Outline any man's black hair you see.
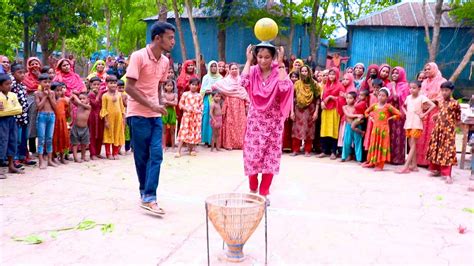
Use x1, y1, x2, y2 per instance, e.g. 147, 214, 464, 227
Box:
38, 73, 51, 81
150, 22, 176, 41
372, 78, 384, 88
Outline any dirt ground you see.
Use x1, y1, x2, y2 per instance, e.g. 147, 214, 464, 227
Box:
1, 149, 473, 265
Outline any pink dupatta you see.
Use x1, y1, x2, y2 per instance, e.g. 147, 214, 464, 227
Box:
421, 62, 446, 102
388, 66, 410, 107
54, 58, 85, 97
242, 61, 293, 117
213, 72, 249, 102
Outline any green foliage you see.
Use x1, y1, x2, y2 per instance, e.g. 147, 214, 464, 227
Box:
450, 1, 474, 25
0, 0, 24, 58
462, 207, 474, 214
12, 235, 43, 245
385, 55, 406, 68
333, 0, 397, 28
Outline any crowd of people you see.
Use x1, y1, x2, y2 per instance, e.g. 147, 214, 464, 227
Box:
0, 48, 468, 185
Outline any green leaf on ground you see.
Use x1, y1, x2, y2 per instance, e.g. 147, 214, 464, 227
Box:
13, 235, 43, 244
101, 223, 115, 234
435, 195, 443, 201
462, 208, 474, 214
76, 220, 97, 230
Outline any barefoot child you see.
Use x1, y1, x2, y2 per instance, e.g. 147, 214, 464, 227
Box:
397, 81, 435, 174
51, 82, 70, 164
362, 87, 401, 171
117, 79, 130, 154
162, 79, 178, 151
87, 77, 105, 159
35, 73, 58, 169
70, 93, 91, 162
0, 74, 23, 178
176, 78, 203, 157
426, 81, 461, 184
100, 75, 125, 160
341, 92, 364, 162
210, 92, 223, 152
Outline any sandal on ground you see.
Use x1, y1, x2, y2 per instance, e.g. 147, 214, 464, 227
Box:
317, 153, 328, 158
289, 152, 298, 157
330, 154, 337, 160
141, 202, 165, 215
409, 167, 419, 172
174, 153, 181, 158
361, 162, 375, 168
190, 151, 197, 156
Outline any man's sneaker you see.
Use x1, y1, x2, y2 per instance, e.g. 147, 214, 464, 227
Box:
140, 202, 165, 215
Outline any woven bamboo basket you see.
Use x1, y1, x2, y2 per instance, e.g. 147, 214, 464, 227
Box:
206, 193, 266, 262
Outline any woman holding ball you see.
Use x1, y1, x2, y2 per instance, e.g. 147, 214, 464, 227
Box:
240, 43, 294, 205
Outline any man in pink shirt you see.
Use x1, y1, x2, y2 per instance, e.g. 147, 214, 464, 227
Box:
125, 22, 175, 215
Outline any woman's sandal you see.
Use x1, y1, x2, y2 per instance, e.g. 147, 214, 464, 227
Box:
396, 168, 411, 174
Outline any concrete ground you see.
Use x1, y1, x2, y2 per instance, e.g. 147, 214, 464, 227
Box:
1, 149, 473, 265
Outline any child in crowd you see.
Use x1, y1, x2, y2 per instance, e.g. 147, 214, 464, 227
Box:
397, 81, 435, 174
0, 74, 23, 178
363, 79, 383, 152
426, 81, 461, 184
88, 76, 105, 159
100, 75, 125, 160
176, 78, 203, 157
341, 92, 364, 162
362, 87, 401, 171
10, 64, 36, 165
35, 73, 57, 169
351, 89, 370, 136
117, 79, 131, 154
51, 82, 70, 164
210, 92, 223, 152
70, 93, 91, 162
162, 79, 178, 151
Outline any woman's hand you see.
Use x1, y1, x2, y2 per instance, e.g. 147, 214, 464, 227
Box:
312, 112, 318, 122
321, 101, 326, 110
277, 46, 285, 64
246, 44, 253, 63
290, 112, 295, 121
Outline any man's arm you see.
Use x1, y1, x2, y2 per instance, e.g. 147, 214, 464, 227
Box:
126, 78, 167, 115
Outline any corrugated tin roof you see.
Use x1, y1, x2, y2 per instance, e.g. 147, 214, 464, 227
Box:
348, 2, 463, 28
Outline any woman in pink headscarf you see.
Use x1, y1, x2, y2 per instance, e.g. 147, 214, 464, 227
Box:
240, 44, 293, 204
212, 63, 249, 150
53, 58, 86, 97
416, 62, 446, 166
23, 57, 43, 152
388, 66, 410, 165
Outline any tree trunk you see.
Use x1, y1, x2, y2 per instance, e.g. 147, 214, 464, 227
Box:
309, 0, 320, 60
172, 0, 187, 61
288, 0, 294, 55
157, 0, 168, 22
430, 0, 444, 62
23, 12, 29, 63
218, 0, 233, 61
449, 43, 474, 83
422, 0, 445, 62
117, 11, 124, 51
61, 36, 66, 57
185, 0, 202, 78
105, 4, 111, 51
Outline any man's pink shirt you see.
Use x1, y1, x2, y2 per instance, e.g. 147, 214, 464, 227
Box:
126, 45, 169, 118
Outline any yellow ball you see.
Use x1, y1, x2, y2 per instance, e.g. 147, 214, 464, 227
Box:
254, 18, 278, 42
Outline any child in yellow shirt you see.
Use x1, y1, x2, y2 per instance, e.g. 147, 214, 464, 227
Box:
0, 74, 23, 178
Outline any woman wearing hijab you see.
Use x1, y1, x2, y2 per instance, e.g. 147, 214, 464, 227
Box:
241, 43, 293, 204
212, 63, 249, 150
291, 59, 304, 73
23, 57, 42, 154
353, 63, 365, 90
87, 60, 107, 82
53, 58, 86, 97
388, 66, 410, 165
176, 60, 198, 128
416, 62, 446, 166
319, 67, 344, 159
290, 65, 321, 156
378, 64, 391, 86
200, 61, 222, 146
360, 64, 379, 93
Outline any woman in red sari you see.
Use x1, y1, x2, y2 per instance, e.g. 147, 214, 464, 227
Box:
53, 58, 86, 97
176, 60, 197, 128
212, 63, 249, 150
388, 66, 410, 165
416, 62, 446, 166
23, 57, 42, 154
